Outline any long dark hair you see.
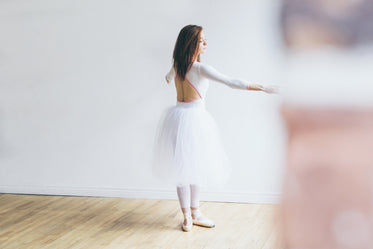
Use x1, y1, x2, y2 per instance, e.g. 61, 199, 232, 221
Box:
172, 25, 202, 80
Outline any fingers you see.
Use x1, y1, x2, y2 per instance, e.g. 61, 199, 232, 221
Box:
264, 85, 280, 94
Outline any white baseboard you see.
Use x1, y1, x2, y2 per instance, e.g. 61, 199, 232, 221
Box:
0, 185, 282, 204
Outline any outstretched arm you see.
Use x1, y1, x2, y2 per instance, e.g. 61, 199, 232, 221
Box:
199, 63, 277, 93
165, 65, 176, 84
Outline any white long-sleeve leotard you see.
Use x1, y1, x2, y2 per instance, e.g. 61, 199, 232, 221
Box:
165, 61, 250, 99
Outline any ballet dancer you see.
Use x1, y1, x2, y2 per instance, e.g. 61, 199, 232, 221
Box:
153, 24, 277, 232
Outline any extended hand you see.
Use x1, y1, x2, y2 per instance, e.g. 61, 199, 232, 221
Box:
263, 85, 279, 94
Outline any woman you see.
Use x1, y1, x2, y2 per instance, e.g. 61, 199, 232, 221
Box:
152, 24, 276, 232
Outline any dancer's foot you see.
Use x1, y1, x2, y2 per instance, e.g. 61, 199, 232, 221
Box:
182, 210, 193, 232
191, 209, 215, 228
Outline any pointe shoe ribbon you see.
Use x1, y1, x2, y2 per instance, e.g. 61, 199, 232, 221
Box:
182, 211, 193, 232
191, 209, 215, 228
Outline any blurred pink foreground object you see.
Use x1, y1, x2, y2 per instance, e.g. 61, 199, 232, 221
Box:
279, 105, 373, 249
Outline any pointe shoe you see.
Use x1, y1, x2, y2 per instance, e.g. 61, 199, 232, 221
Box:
181, 211, 193, 232
191, 209, 215, 228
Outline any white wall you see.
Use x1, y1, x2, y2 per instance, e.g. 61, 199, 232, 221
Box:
0, 0, 285, 203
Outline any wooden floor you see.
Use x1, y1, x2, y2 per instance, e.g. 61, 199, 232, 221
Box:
0, 194, 285, 249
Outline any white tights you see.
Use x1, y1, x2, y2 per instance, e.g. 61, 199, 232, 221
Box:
176, 184, 200, 209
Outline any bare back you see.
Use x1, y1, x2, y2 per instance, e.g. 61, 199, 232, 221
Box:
175, 76, 202, 102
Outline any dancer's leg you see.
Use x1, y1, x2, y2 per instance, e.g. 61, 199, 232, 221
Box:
190, 184, 215, 228
190, 184, 200, 210
177, 184, 191, 212
176, 184, 192, 230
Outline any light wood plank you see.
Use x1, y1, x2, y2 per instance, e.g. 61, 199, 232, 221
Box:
0, 194, 285, 249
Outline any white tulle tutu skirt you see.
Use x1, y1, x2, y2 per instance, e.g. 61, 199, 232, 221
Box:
152, 99, 231, 187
